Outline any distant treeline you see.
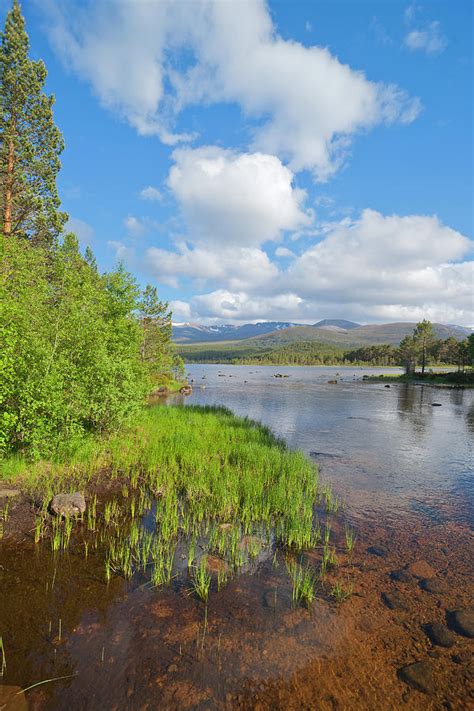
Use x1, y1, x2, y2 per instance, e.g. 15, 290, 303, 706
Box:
179, 329, 474, 369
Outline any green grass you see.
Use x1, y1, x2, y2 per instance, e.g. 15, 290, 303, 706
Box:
0, 404, 325, 599
366, 370, 474, 386
287, 559, 317, 608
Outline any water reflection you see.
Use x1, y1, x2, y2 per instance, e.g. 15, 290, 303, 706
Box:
183, 365, 474, 528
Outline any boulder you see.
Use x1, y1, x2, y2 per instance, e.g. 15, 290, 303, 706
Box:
50, 492, 86, 517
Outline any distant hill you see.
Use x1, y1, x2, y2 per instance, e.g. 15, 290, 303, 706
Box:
253, 322, 471, 347
312, 319, 360, 330
172, 321, 300, 343
173, 320, 471, 347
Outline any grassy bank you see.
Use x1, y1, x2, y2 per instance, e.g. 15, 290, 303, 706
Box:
366, 371, 474, 386
1, 404, 328, 553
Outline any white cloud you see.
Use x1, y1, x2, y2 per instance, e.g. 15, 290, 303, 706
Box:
167, 147, 310, 247
124, 215, 147, 237
42, 0, 421, 179
162, 209, 472, 325
404, 21, 447, 55
66, 216, 94, 246
140, 186, 162, 202
275, 247, 295, 258
145, 244, 278, 290
192, 290, 304, 321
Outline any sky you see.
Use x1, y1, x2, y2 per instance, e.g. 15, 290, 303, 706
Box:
5, 0, 473, 325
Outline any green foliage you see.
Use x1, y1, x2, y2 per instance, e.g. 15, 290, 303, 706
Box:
0, 4, 181, 459
412, 319, 435, 375
0, 234, 150, 457
0, 0, 67, 244
138, 284, 184, 386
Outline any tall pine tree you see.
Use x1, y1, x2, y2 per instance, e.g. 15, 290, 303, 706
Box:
0, 0, 67, 245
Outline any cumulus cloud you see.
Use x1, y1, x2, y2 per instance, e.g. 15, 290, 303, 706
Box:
404, 21, 447, 55
66, 216, 94, 246
41, 0, 421, 178
145, 244, 278, 290
160, 209, 472, 325
167, 147, 310, 246
140, 186, 163, 202
124, 215, 147, 237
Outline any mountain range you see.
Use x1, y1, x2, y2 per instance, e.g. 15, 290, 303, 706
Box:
172, 320, 471, 347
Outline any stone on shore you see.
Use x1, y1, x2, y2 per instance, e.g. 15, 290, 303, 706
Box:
50, 492, 86, 517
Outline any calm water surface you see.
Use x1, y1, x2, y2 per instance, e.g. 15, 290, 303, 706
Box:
183, 365, 474, 529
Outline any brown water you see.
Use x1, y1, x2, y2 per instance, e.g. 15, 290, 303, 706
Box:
1, 366, 473, 710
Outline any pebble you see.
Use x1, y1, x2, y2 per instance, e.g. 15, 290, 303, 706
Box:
424, 623, 455, 648
398, 660, 435, 694
405, 560, 436, 579
382, 590, 408, 611
450, 609, 474, 638
367, 545, 388, 557
167, 664, 178, 673
420, 577, 447, 594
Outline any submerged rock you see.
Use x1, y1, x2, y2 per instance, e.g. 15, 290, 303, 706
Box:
382, 591, 408, 611
424, 623, 455, 648
420, 577, 447, 594
450, 609, 474, 638
367, 545, 388, 557
398, 661, 435, 694
405, 560, 436, 579
50, 492, 86, 517
390, 569, 413, 583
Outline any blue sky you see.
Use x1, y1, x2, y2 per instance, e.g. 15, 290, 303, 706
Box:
5, 0, 473, 325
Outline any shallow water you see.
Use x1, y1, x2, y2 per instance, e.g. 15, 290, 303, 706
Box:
183, 365, 474, 529
1, 365, 473, 710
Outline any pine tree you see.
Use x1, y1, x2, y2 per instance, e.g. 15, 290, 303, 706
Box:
413, 320, 435, 376
138, 285, 173, 380
0, 0, 67, 245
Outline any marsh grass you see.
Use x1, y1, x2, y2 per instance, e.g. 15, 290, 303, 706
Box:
330, 581, 354, 604
189, 557, 212, 602
1, 405, 357, 600
287, 559, 317, 608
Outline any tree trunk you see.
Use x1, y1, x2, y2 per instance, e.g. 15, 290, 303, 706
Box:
421, 346, 426, 375
3, 137, 14, 235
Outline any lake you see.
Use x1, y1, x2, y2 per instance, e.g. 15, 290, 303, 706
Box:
1, 365, 472, 710
183, 364, 474, 530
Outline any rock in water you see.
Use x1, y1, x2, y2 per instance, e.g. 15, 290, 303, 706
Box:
398, 661, 434, 694
424, 623, 455, 648
50, 492, 86, 517
382, 591, 408, 611
451, 609, 474, 638
367, 545, 388, 557
390, 569, 413, 583
406, 560, 436, 579
420, 577, 447, 594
